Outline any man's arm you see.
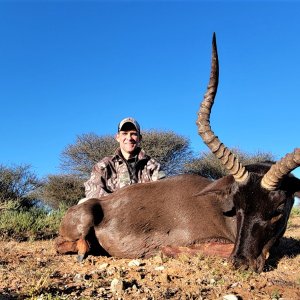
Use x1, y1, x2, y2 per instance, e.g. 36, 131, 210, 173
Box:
147, 158, 166, 181
84, 162, 111, 198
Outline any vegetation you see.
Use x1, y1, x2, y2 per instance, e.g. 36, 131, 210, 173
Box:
291, 206, 300, 216
60, 133, 118, 177
184, 149, 274, 179
33, 174, 85, 209
0, 164, 41, 207
139, 130, 192, 176
60, 130, 192, 177
0, 201, 67, 241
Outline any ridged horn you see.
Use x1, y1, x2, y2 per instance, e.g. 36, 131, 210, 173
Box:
261, 148, 300, 190
196, 33, 249, 183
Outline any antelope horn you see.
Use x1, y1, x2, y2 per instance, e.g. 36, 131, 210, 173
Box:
196, 33, 249, 183
261, 148, 300, 190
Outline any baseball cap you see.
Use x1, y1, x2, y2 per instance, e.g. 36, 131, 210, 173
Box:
118, 117, 140, 133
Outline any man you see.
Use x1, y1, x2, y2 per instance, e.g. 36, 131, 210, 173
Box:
78, 117, 165, 204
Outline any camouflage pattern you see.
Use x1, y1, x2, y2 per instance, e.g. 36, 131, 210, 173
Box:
84, 147, 165, 199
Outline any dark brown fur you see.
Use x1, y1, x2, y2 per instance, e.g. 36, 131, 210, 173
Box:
56, 174, 237, 257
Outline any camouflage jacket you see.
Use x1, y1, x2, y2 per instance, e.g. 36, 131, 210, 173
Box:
84, 147, 165, 198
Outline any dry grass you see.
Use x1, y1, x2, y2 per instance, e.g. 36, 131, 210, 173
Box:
0, 216, 299, 300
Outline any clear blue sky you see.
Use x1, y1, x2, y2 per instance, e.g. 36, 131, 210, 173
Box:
1, 0, 299, 179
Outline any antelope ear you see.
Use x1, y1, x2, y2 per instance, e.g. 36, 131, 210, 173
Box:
196, 175, 235, 196
281, 176, 300, 196
292, 177, 300, 197
196, 175, 236, 214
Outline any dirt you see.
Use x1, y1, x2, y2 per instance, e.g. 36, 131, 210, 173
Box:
0, 216, 300, 300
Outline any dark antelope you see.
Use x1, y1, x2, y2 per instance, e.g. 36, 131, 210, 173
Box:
55, 33, 300, 273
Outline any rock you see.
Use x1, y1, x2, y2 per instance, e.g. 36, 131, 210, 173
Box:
107, 267, 117, 276
223, 294, 239, 300
73, 273, 82, 282
98, 262, 109, 270
128, 259, 141, 267
230, 282, 240, 288
153, 255, 163, 264
110, 278, 124, 295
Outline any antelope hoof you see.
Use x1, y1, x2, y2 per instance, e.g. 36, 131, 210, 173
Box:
76, 238, 90, 262
77, 253, 85, 262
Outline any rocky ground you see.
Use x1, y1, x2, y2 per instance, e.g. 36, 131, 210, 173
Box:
0, 216, 299, 300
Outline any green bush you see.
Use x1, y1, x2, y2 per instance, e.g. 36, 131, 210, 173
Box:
0, 202, 67, 241
291, 206, 300, 216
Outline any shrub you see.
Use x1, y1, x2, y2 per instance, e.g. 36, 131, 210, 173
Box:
184, 149, 275, 179
0, 202, 67, 241
60, 133, 118, 177
35, 174, 85, 209
60, 130, 192, 177
140, 130, 192, 176
291, 206, 300, 216
0, 164, 40, 207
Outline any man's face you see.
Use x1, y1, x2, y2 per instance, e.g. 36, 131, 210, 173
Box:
116, 124, 141, 157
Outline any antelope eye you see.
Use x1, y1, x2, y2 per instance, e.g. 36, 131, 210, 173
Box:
270, 204, 285, 224
276, 203, 285, 213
